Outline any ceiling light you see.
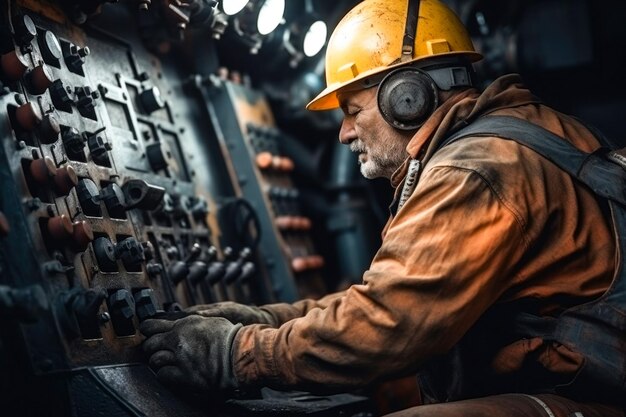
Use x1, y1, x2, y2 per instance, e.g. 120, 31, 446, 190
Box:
283, 14, 328, 67
302, 20, 327, 57
221, 0, 249, 16
256, 0, 285, 35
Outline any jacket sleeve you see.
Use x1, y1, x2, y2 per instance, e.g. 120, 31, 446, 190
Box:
259, 291, 347, 326
233, 165, 530, 392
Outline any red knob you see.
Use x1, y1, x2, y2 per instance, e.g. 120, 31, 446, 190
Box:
255, 151, 273, 170
1, 50, 28, 81
15, 102, 42, 131
291, 257, 308, 273
47, 214, 73, 240
30, 157, 57, 184
54, 165, 78, 195
26, 64, 54, 95
72, 220, 94, 252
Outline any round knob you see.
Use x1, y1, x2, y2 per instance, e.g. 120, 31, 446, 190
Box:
291, 257, 308, 273
13, 15, 37, 46
54, 165, 78, 195
30, 157, 57, 184
168, 261, 189, 285
280, 157, 294, 172
0, 50, 28, 81
271, 155, 283, 171
26, 64, 54, 95
139, 86, 165, 114
38, 30, 62, 65
15, 102, 42, 131
72, 220, 94, 252
307, 255, 325, 269
255, 151, 273, 170
39, 114, 61, 144
47, 214, 73, 240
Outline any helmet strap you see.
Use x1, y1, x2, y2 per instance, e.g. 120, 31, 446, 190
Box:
401, 0, 421, 63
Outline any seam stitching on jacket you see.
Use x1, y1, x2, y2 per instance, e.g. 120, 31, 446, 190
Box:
427, 165, 532, 251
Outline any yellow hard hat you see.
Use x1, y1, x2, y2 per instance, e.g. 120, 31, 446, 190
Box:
307, 0, 482, 111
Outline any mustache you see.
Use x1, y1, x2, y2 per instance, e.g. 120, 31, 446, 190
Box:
350, 141, 366, 153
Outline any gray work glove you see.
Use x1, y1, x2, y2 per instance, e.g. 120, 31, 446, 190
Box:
140, 315, 243, 393
185, 301, 279, 327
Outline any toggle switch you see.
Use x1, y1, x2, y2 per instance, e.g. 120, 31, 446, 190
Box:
76, 179, 102, 216
87, 132, 111, 166
114, 238, 145, 271
57, 288, 106, 339
62, 127, 85, 158
134, 288, 160, 321
107, 289, 136, 336
168, 261, 189, 285
122, 179, 165, 211
75, 85, 98, 119
188, 261, 209, 286
93, 236, 117, 272
64, 43, 90, 74
100, 183, 127, 218
50, 79, 73, 112
145, 142, 168, 171
1, 284, 48, 323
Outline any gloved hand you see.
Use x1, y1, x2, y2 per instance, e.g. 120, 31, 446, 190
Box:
185, 301, 279, 327
140, 315, 243, 393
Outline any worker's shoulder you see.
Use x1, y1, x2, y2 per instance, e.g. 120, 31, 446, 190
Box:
425, 133, 540, 177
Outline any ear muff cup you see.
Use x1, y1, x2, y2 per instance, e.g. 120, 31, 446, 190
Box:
377, 67, 439, 130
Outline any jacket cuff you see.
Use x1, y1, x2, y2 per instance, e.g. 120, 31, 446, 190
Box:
232, 324, 279, 387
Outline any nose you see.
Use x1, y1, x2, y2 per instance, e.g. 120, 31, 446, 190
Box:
338, 117, 357, 145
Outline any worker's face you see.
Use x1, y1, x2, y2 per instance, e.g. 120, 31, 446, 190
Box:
338, 87, 412, 179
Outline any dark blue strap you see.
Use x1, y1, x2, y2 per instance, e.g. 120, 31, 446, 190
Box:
440, 116, 626, 206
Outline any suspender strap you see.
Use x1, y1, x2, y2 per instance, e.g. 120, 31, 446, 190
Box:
441, 116, 626, 206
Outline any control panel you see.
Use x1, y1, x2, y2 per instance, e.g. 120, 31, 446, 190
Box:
0, 1, 343, 415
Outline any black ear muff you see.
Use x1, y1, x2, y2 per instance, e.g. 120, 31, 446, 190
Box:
377, 67, 439, 130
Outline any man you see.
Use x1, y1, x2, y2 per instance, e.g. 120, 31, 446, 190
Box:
141, 0, 624, 415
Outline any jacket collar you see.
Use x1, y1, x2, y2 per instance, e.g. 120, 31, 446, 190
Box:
390, 74, 542, 188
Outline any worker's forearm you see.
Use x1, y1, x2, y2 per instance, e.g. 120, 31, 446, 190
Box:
259, 290, 347, 326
